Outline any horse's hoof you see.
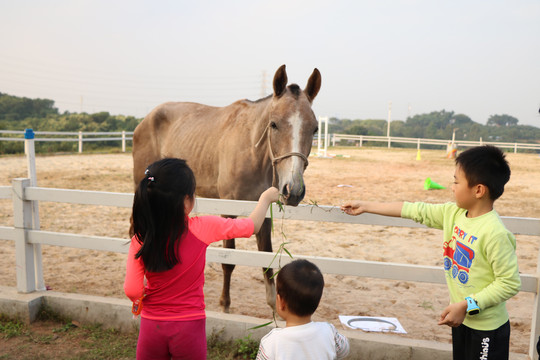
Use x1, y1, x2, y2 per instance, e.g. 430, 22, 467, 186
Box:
219, 299, 231, 313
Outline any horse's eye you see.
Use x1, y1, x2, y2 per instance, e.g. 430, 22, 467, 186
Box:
313, 127, 319, 135
270, 122, 278, 130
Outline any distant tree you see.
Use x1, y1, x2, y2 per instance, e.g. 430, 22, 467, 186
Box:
450, 114, 473, 126
487, 114, 519, 127
388, 120, 406, 137
328, 117, 351, 133
91, 111, 110, 124
346, 124, 367, 135
359, 119, 385, 136
0, 92, 58, 122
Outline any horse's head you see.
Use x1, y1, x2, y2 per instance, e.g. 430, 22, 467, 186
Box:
265, 64, 321, 206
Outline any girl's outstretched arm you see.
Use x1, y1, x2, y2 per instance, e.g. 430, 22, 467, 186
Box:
341, 201, 404, 217
250, 187, 280, 233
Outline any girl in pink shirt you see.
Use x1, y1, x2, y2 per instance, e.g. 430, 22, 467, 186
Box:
124, 158, 279, 360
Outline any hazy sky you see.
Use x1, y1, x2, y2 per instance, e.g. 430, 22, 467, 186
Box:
1, 1, 539, 127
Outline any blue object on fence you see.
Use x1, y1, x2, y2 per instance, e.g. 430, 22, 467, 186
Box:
24, 128, 35, 140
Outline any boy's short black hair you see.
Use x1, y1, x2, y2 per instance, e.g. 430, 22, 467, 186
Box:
455, 145, 510, 200
276, 259, 324, 317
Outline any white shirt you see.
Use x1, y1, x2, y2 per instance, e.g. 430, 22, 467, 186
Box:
256, 322, 350, 360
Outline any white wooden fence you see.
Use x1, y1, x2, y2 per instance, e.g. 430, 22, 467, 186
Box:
331, 134, 540, 153
0, 129, 134, 153
1, 180, 539, 357
3, 130, 539, 154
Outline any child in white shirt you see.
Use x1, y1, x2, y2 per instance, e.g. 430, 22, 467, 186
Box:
256, 259, 350, 360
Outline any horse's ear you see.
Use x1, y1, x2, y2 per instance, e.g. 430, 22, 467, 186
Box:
304, 68, 321, 103
273, 64, 288, 98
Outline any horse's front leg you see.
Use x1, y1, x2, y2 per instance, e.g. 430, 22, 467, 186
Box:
257, 218, 276, 312
219, 238, 235, 313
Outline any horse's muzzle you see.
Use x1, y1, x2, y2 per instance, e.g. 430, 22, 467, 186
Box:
281, 183, 306, 206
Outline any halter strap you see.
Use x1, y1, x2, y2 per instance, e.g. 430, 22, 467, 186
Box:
255, 122, 309, 187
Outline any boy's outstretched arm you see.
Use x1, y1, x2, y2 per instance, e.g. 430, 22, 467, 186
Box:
250, 187, 280, 233
341, 201, 404, 217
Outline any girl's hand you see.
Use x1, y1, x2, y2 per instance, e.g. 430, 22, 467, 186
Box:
261, 187, 280, 204
251, 187, 280, 233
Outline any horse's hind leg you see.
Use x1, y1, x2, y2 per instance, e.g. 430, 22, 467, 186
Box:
257, 218, 276, 312
220, 238, 235, 313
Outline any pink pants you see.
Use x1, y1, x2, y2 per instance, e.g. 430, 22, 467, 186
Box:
137, 317, 206, 360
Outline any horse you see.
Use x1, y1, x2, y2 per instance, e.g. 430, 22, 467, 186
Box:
132, 64, 321, 313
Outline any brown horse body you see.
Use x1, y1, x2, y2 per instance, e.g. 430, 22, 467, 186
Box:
132, 65, 321, 312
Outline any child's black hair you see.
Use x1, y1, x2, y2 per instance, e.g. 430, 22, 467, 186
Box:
276, 259, 324, 317
455, 145, 510, 200
131, 158, 196, 272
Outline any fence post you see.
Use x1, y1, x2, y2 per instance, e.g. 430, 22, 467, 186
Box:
12, 178, 36, 293
78, 131, 83, 153
24, 129, 46, 291
514, 143, 517, 154
359, 136, 363, 147
323, 117, 329, 154
122, 131, 126, 153
317, 117, 322, 156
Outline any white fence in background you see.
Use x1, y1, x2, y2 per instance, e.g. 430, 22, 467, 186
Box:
0, 130, 134, 153
1, 180, 539, 357
2, 130, 539, 155
331, 134, 540, 153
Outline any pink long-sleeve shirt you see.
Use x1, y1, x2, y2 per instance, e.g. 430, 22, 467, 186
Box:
124, 215, 254, 321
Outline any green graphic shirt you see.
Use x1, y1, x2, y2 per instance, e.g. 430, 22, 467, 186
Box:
402, 202, 521, 330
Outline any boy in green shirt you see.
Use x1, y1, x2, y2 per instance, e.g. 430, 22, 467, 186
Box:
341, 145, 520, 360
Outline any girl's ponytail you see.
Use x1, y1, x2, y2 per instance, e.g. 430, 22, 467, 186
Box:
131, 158, 196, 272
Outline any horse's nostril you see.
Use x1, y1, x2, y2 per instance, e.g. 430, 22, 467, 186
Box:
282, 184, 289, 197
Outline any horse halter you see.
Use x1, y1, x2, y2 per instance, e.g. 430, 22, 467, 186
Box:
255, 122, 309, 187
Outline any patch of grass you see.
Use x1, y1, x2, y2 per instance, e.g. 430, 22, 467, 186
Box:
30, 333, 57, 345
207, 329, 260, 360
235, 334, 259, 359
36, 304, 71, 323
207, 329, 237, 360
78, 324, 137, 360
1, 313, 258, 360
53, 323, 76, 333
0, 312, 137, 360
418, 300, 435, 311
0, 314, 27, 339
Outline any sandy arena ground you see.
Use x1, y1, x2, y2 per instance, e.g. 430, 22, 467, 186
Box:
1, 147, 539, 354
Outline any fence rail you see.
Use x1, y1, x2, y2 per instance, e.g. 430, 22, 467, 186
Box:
1, 180, 539, 357
0, 130, 134, 153
3, 130, 540, 155
331, 134, 540, 153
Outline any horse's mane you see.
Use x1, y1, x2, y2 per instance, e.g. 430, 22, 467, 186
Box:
247, 94, 272, 103
246, 83, 302, 103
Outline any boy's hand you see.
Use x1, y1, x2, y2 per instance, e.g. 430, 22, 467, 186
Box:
438, 301, 467, 327
261, 187, 280, 204
341, 202, 365, 215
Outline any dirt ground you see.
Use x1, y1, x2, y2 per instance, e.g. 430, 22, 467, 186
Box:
1, 147, 539, 354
